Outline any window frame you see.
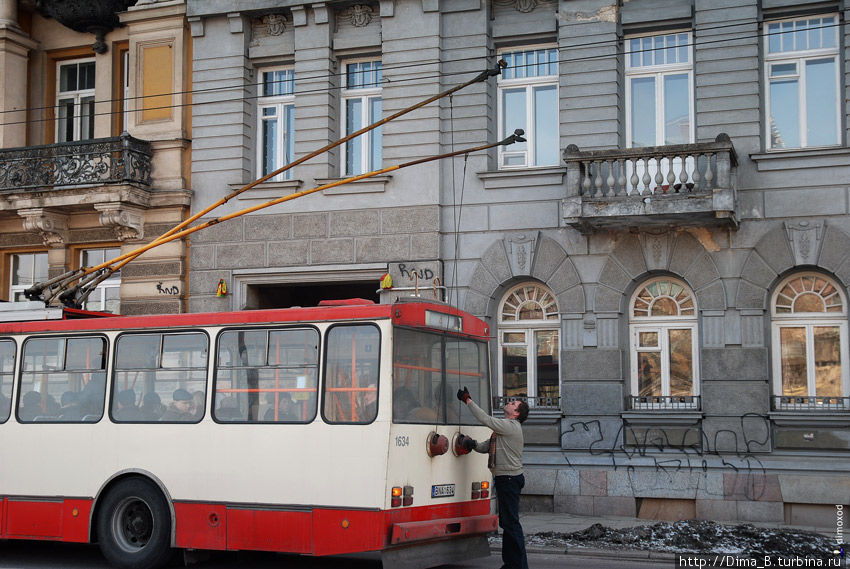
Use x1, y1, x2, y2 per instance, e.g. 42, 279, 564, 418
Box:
78, 247, 122, 314
17, 333, 109, 423
55, 57, 96, 143
321, 323, 381, 425
340, 58, 383, 177
111, 329, 210, 424
8, 251, 48, 303
496, 44, 559, 169
628, 277, 700, 408
496, 282, 560, 406
212, 325, 321, 424
0, 338, 16, 424
256, 66, 296, 181
763, 14, 841, 150
770, 272, 850, 405
624, 31, 695, 148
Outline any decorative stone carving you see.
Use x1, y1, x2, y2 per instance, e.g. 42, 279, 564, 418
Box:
505, 232, 537, 276
344, 4, 374, 27
251, 13, 287, 43
19, 208, 69, 246
95, 203, 145, 241
785, 220, 824, 267
494, 0, 552, 13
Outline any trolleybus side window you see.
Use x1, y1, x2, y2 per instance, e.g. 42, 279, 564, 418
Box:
322, 324, 380, 424
112, 331, 208, 423
214, 327, 319, 423
392, 328, 490, 425
18, 336, 107, 423
0, 339, 16, 423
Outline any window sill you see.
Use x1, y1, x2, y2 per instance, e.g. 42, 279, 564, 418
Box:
233, 179, 303, 201
622, 410, 703, 425
769, 411, 850, 427
315, 175, 391, 195
749, 146, 850, 171
477, 166, 565, 190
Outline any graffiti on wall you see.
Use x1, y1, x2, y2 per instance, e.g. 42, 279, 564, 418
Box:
561, 414, 773, 500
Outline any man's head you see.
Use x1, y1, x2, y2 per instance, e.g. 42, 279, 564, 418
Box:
504, 399, 530, 423
173, 389, 193, 412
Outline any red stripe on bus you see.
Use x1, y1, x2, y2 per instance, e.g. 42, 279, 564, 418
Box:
1, 498, 91, 542
3, 497, 490, 553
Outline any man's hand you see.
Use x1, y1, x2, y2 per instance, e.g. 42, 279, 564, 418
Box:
456, 386, 471, 403
461, 435, 478, 451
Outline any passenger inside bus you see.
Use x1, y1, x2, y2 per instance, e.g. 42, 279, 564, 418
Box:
263, 392, 299, 422
140, 392, 165, 420
59, 391, 82, 420
161, 388, 196, 421
215, 396, 243, 421
0, 392, 9, 422
113, 389, 141, 421
18, 390, 42, 421
356, 382, 377, 422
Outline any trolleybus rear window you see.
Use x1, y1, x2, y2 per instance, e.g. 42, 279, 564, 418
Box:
19, 335, 107, 422
0, 339, 15, 423
392, 328, 489, 425
214, 327, 319, 423
112, 331, 208, 422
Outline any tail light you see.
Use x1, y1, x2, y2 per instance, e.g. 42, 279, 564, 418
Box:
391, 485, 414, 507
472, 481, 490, 500
481, 480, 490, 498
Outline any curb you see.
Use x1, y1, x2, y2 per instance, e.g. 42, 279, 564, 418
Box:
490, 544, 678, 561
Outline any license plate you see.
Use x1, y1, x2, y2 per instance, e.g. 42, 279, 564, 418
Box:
431, 484, 455, 498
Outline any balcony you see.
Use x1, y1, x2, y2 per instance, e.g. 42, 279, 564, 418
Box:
772, 396, 848, 412
562, 134, 737, 232
0, 133, 151, 193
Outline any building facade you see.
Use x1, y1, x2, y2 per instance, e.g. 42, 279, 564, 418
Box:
185, 0, 849, 523
0, 0, 192, 314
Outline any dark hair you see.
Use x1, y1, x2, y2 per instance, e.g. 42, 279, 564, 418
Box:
516, 400, 530, 423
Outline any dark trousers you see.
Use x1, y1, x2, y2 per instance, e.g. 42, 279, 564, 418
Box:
494, 474, 528, 569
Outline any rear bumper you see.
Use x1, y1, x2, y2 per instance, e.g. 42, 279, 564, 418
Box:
389, 513, 498, 545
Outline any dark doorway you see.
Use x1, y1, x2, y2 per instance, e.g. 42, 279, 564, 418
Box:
244, 281, 379, 309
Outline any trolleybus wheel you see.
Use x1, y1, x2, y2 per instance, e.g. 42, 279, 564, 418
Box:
96, 478, 172, 569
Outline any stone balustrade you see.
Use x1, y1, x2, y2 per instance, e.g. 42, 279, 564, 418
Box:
0, 132, 151, 192
562, 134, 737, 232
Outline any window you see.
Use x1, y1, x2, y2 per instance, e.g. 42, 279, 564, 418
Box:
9, 252, 48, 302
80, 248, 121, 313
56, 59, 96, 143
626, 32, 693, 147
18, 336, 107, 422
0, 339, 16, 423
323, 325, 380, 423
112, 331, 208, 422
341, 60, 382, 176
498, 46, 559, 168
765, 15, 840, 149
771, 273, 849, 410
392, 328, 490, 425
497, 283, 560, 407
258, 68, 295, 181
629, 278, 699, 409
214, 327, 319, 423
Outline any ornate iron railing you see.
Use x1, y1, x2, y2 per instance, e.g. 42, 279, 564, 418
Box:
0, 133, 152, 191
493, 395, 560, 409
629, 395, 701, 411
772, 396, 849, 412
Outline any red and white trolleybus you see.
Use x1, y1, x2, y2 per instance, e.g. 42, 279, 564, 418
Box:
0, 298, 496, 569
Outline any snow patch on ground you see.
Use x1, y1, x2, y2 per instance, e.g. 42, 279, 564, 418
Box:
493, 520, 837, 558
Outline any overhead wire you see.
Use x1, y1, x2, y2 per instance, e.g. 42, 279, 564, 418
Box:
0, 18, 844, 127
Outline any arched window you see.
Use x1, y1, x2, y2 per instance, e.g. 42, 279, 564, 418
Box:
498, 283, 559, 407
629, 277, 699, 409
771, 273, 849, 410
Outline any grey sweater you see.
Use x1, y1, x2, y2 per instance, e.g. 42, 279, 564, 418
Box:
467, 400, 524, 477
